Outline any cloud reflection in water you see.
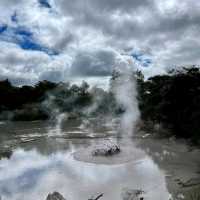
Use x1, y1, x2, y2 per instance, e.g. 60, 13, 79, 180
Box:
0, 146, 171, 200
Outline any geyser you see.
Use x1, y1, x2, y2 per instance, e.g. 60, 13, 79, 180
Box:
86, 58, 140, 160
111, 58, 140, 137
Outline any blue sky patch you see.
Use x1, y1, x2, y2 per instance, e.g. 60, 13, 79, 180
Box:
131, 52, 143, 62
39, 0, 51, 8
0, 24, 8, 34
142, 59, 152, 67
131, 52, 152, 67
14, 27, 33, 37
11, 12, 18, 23
0, 24, 58, 56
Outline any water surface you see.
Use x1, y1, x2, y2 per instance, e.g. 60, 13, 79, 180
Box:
0, 120, 199, 200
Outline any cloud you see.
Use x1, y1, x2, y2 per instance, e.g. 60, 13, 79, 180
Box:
0, 0, 200, 85
39, 70, 64, 82
70, 49, 116, 76
0, 23, 58, 55
0, 40, 70, 85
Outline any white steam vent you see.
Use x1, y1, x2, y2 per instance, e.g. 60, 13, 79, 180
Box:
111, 58, 140, 136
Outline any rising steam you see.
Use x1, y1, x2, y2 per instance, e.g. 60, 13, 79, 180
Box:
42, 55, 139, 138
111, 58, 140, 136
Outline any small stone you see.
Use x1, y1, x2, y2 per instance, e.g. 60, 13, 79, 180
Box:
46, 192, 66, 200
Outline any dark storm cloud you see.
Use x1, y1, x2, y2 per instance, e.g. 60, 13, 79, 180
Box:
56, 0, 153, 39
57, 0, 151, 14
53, 32, 75, 52
39, 70, 64, 82
70, 49, 116, 76
91, 0, 152, 12
57, 0, 200, 48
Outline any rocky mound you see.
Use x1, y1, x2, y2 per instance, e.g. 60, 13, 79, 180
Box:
92, 142, 120, 156
46, 192, 66, 200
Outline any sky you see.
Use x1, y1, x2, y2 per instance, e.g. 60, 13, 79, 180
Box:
0, 0, 200, 86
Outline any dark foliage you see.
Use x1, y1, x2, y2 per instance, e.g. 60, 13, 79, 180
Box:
0, 80, 57, 120
0, 80, 116, 121
137, 67, 200, 142
42, 81, 93, 116
0, 66, 200, 142
0, 79, 57, 112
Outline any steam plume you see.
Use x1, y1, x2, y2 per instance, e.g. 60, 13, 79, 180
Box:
111, 58, 140, 136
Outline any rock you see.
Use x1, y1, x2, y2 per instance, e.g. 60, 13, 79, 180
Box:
46, 192, 66, 200
121, 188, 144, 200
88, 193, 103, 200
92, 141, 120, 156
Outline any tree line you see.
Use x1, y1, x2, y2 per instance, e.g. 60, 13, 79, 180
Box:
0, 66, 199, 142
137, 67, 200, 143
